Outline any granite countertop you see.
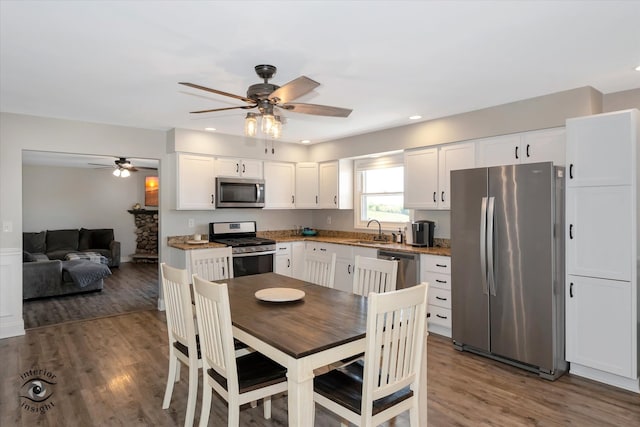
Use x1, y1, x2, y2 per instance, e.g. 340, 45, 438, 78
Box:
168, 230, 451, 257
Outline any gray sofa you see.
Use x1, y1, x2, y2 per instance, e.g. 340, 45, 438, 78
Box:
22, 228, 119, 300
23, 228, 120, 267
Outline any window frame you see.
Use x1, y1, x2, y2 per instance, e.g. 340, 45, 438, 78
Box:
353, 154, 410, 231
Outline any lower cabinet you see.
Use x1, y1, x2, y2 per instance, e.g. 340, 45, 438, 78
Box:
566, 275, 636, 380
274, 243, 292, 277
421, 254, 452, 337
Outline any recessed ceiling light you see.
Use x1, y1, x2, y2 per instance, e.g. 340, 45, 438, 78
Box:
409, 115, 422, 120
635, 65, 640, 71
300, 139, 311, 144
205, 127, 216, 131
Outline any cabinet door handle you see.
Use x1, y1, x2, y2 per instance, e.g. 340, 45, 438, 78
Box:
569, 224, 573, 239
242, 164, 246, 174
436, 314, 448, 319
287, 259, 290, 268
320, 248, 327, 252
436, 296, 447, 301
315, 195, 318, 204
526, 144, 530, 157
436, 263, 447, 268
441, 191, 445, 202
435, 279, 447, 284
569, 164, 574, 179
334, 195, 337, 205
348, 264, 352, 274
570, 282, 573, 298
211, 194, 215, 204
236, 163, 239, 173
292, 195, 295, 203
433, 192, 437, 203
515, 146, 519, 159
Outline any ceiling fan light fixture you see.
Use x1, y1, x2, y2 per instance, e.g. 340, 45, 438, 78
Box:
270, 116, 282, 139
113, 168, 121, 177
245, 113, 258, 137
261, 113, 275, 134
120, 168, 131, 178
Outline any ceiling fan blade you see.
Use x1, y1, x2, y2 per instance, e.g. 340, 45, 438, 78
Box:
189, 104, 257, 114
179, 82, 254, 103
88, 163, 112, 168
268, 76, 320, 104
280, 102, 352, 117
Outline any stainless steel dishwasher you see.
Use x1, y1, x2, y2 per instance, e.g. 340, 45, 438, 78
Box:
377, 250, 420, 289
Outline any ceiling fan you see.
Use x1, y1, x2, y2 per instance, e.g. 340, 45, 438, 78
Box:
179, 64, 353, 119
89, 157, 157, 176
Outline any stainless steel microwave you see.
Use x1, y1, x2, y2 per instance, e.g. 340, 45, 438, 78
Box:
216, 177, 265, 208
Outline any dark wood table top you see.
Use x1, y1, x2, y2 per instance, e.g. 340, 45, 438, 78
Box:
221, 272, 368, 359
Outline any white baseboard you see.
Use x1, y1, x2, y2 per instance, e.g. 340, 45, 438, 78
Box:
0, 317, 25, 339
570, 363, 640, 393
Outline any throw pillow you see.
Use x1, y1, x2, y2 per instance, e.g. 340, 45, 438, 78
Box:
23, 231, 46, 253
23, 251, 37, 262
78, 228, 92, 251
90, 229, 114, 249
46, 229, 79, 252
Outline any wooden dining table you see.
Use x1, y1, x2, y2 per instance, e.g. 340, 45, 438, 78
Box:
218, 272, 428, 426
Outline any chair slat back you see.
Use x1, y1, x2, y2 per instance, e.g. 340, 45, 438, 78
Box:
190, 247, 234, 281
160, 263, 195, 348
192, 275, 240, 394
362, 283, 428, 413
352, 255, 398, 296
303, 250, 337, 288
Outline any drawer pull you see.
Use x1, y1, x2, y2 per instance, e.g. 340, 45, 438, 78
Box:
435, 264, 447, 268
436, 314, 448, 319
435, 279, 447, 284
435, 296, 447, 301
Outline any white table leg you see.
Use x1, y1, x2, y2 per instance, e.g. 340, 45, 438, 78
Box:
286, 357, 315, 426
419, 330, 429, 425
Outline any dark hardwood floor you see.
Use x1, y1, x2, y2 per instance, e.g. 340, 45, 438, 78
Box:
22, 262, 159, 329
1, 307, 638, 426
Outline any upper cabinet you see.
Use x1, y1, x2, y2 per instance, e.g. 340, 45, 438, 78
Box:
319, 160, 354, 209
175, 153, 216, 210
566, 113, 634, 187
215, 158, 263, 179
263, 161, 295, 209
404, 142, 474, 210
295, 162, 319, 208
476, 128, 565, 168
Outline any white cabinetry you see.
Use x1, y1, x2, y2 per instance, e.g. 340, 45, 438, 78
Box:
404, 142, 474, 210
295, 162, 319, 208
476, 128, 565, 168
215, 158, 263, 179
404, 148, 438, 209
275, 243, 293, 277
307, 242, 356, 293
291, 241, 305, 280
175, 153, 216, 210
263, 162, 295, 209
319, 160, 354, 209
565, 109, 639, 393
421, 254, 452, 337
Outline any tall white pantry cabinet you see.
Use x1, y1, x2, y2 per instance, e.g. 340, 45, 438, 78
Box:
565, 109, 639, 393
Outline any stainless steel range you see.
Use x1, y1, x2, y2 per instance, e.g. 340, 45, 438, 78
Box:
209, 221, 275, 277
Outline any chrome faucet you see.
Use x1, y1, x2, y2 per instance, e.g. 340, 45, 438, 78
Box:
367, 219, 385, 241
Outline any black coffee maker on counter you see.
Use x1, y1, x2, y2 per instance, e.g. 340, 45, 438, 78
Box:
409, 220, 435, 247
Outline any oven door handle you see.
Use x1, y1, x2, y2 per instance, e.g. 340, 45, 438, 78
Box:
232, 250, 276, 258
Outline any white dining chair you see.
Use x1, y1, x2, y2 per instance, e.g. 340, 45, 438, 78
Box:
352, 255, 398, 296
314, 283, 429, 427
192, 274, 289, 427
189, 247, 234, 281
160, 263, 201, 427
303, 249, 337, 288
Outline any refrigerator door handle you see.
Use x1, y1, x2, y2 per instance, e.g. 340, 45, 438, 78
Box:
487, 196, 496, 296
480, 196, 489, 295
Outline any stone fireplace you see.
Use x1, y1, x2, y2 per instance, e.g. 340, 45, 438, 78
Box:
128, 209, 158, 262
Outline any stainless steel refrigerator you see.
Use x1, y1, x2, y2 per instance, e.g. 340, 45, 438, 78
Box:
451, 162, 567, 380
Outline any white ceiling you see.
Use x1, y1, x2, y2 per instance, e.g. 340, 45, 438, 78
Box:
1, 1, 639, 145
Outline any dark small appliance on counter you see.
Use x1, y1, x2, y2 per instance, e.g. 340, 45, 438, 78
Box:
410, 220, 435, 247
